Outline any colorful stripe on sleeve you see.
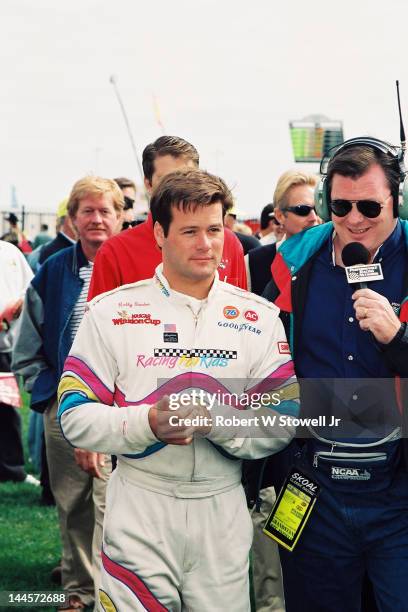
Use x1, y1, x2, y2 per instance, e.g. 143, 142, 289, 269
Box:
58, 355, 115, 418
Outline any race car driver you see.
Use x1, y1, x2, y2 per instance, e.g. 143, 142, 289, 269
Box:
58, 169, 298, 612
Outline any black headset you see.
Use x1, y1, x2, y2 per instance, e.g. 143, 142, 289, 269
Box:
314, 136, 408, 221
315, 81, 408, 221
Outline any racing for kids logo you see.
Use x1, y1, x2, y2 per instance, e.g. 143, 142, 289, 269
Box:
136, 348, 237, 369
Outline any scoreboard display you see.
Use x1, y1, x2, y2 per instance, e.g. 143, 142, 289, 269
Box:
289, 118, 344, 163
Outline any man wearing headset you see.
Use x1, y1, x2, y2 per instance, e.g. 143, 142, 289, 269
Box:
263, 138, 408, 611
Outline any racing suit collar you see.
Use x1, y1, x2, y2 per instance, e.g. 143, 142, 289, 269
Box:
153, 264, 219, 308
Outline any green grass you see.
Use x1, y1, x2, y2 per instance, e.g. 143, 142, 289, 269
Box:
0, 392, 256, 611
0, 394, 61, 611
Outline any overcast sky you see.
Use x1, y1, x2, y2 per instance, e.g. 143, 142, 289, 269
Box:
1, 0, 408, 216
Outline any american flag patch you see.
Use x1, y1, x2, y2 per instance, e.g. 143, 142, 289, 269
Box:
164, 324, 177, 332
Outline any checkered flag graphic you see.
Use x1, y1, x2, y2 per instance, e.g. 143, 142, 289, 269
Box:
348, 270, 361, 281
154, 348, 237, 359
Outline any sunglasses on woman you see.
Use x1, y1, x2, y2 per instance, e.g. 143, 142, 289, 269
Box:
329, 195, 391, 218
281, 204, 316, 217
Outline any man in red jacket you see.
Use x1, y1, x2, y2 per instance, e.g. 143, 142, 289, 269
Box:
88, 136, 247, 299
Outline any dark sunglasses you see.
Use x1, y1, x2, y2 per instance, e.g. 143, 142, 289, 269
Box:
123, 196, 135, 210
281, 204, 316, 217
329, 199, 387, 219
122, 220, 138, 230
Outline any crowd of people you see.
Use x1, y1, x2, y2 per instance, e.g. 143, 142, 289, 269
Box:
1, 133, 407, 612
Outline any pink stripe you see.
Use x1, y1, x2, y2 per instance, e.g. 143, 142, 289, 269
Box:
114, 373, 233, 406
245, 361, 295, 396
64, 356, 114, 405
102, 550, 168, 612
113, 362, 295, 408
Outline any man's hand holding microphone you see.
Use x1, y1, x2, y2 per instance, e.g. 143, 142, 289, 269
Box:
342, 242, 403, 344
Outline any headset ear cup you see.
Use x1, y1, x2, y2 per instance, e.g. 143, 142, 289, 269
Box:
398, 177, 408, 219
314, 177, 331, 221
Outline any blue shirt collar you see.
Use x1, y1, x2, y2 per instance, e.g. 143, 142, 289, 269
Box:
328, 219, 402, 267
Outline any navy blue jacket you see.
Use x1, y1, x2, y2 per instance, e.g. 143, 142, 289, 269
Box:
13, 242, 87, 412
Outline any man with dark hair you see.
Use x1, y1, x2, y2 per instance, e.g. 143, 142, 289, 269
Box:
264, 141, 408, 611
1, 213, 31, 253
258, 203, 283, 246
1, 213, 20, 247
113, 177, 137, 230
88, 135, 246, 298
114, 176, 137, 193
142, 135, 200, 184
57, 168, 297, 611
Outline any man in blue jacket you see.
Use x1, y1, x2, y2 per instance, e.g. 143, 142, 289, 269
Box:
13, 176, 123, 612
264, 138, 408, 612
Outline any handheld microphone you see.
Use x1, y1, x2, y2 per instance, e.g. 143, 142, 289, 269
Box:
342, 243, 384, 348
341, 242, 384, 351
341, 242, 372, 289
342, 242, 384, 289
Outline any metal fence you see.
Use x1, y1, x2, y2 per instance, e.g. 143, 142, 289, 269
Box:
0, 210, 57, 241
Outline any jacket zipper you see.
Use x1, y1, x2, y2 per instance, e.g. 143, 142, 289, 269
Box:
313, 451, 387, 468
309, 426, 400, 449
186, 303, 203, 481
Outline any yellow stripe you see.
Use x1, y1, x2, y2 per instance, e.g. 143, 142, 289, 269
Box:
261, 382, 299, 404
57, 376, 98, 402
276, 382, 300, 402
99, 590, 117, 612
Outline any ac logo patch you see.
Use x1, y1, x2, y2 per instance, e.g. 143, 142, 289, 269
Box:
244, 310, 258, 322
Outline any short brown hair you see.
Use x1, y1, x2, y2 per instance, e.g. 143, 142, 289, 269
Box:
114, 176, 136, 191
67, 176, 124, 217
142, 136, 199, 184
150, 169, 233, 236
326, 145, 400, 213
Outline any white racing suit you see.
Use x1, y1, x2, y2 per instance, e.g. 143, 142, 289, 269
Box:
58, 266, 299, 612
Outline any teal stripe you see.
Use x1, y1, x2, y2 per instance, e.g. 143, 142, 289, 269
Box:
279, 222, 333, 273
57, 395, 167, 459
401, 219, 408, 248
122, 441, 167, 459
273, 400, 299, 417
58, 392, 96, 419
280, 219, 408, 274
